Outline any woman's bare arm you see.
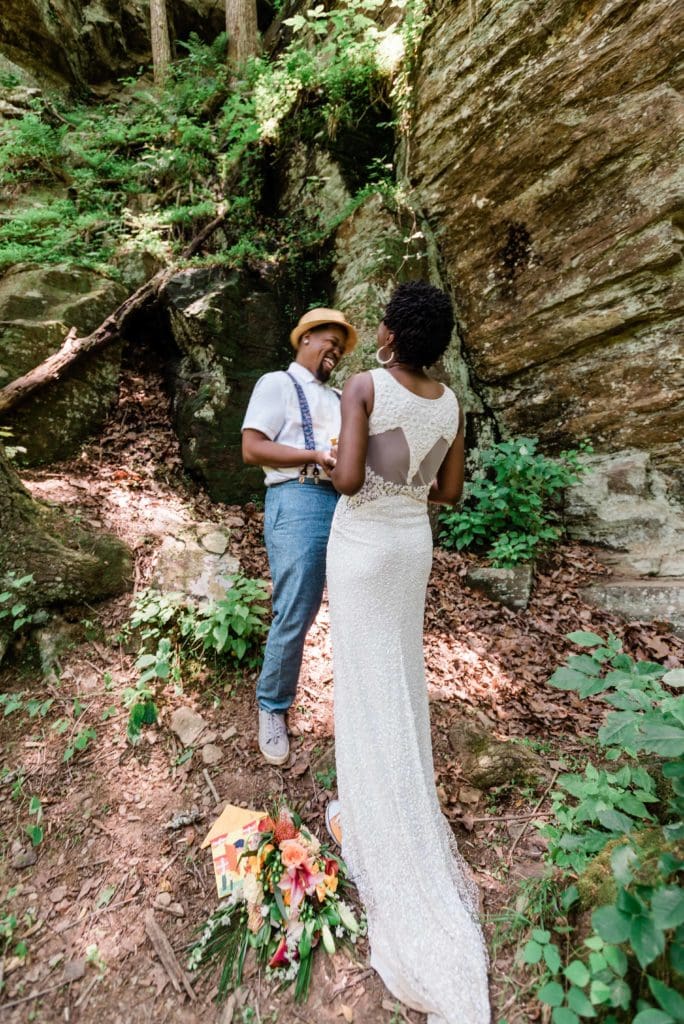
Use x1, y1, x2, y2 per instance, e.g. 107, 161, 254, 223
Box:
328, 373, 373, 495
428, 417, 464, 505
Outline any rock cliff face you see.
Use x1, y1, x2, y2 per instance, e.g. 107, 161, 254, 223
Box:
411, 0, 683, 493
0, 0, 223, 89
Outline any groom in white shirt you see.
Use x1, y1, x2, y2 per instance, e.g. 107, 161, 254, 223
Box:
241, 308, 358, 765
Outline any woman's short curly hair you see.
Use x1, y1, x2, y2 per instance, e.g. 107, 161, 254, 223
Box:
383, 281, 454, 368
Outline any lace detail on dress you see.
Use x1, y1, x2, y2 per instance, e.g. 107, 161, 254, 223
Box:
340, 370, 459, 513
341, 466, 429, 512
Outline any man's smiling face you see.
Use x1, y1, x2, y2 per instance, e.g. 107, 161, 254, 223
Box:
299, 324, 348, 381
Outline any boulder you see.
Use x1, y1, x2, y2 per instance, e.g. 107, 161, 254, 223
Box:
581, 578, 684, 638
411, 0, 683, 487
449, 716, 546, 790
566, 450, 684, 576
0, 265, 126, 464
464, 564, 534, 611
152, 528, 240, 604
163, 266, 288, 504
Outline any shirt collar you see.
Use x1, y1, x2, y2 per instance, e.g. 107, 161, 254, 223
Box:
288, 361, 320, 385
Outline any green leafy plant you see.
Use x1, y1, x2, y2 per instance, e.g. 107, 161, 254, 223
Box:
0, 573, 39, 632
25, 795, 43, 847
439, 437, 592, 567
123, 575, 269, 743
518, 631, 684, 1023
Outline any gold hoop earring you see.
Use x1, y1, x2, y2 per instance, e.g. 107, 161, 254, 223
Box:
375, 344, 394, 366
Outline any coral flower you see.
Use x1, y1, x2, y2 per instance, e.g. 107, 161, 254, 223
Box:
280, 840, 309, 869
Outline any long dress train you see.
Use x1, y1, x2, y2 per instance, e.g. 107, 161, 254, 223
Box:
327, 369, 490, 1024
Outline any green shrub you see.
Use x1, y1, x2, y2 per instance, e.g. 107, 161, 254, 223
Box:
519, 631, 684, 1023
439, 437, 591, 567
123, 575, 269, 743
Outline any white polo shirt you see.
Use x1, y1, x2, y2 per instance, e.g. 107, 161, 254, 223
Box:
241, 362, 342, 486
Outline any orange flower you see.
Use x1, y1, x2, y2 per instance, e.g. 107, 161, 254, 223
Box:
280, 840, 309, 869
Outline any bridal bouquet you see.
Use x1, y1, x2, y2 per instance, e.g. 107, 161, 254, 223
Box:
188, 805, 364, 1002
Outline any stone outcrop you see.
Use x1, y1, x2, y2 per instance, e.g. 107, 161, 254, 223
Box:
0, 266, 126, 463
411, 0, 683, 491
0, 0, 223, 90
163, 266, 287, 503
566, 450, 684, 577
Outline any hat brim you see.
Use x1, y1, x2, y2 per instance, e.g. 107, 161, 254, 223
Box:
290, 318, 358, 353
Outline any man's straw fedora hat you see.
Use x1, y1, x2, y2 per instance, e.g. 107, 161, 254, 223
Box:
290, 308, 358, 352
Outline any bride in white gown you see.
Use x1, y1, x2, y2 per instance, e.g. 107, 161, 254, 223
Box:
326, 282, 490, 1023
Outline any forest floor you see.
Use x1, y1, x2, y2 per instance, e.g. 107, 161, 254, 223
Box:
1, 354, 682, 1024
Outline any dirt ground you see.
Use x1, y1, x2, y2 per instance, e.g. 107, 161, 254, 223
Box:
1, 358, 682, 1024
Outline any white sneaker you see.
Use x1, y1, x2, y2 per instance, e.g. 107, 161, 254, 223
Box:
325, 799, 342, 847
258, 710, 289, 765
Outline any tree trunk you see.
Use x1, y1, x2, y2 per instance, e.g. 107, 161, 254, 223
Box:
150, 0, 173, 86
0, 445, 133, 629
226, 0, 259, 67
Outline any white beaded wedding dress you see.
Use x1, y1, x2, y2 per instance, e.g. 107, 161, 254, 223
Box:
327, 368, 490, 1024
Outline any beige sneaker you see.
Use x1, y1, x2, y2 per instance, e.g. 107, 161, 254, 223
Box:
325, 799, 342, 847
258, 710, 289, 766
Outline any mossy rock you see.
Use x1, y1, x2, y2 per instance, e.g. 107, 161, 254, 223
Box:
577, 828, 684, 912
448, 716, 547, 790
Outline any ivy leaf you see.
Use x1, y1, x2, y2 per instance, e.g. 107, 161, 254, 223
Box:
630, 915, 666, 968
549, 668, 590, 690
652, 887, 684, 931
567, 631, 604, 647
648, 977, 684, 1020
632, 1011, 675, 1024
611, 845, 638, 884
567, 985, 597, 1017
663, 669, 684, 688
596, 808, 635, 833
538, 981, 565, 1007
552, 1009, 581, 1024
604, 944, 628, 976
544, 943, 562, 973
592, 906, 631, 944
638, 723, 684, 758
523, 939, 543, 964
564, 961, 590, 987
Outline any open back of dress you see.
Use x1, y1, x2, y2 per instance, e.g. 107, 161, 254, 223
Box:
327, 368, 490, 1024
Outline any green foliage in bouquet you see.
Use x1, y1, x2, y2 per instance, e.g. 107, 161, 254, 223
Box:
188, 806, 364, 1002
439, 437, 591, 567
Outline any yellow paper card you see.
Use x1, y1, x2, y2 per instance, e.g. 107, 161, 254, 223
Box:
202, 803, 267, 898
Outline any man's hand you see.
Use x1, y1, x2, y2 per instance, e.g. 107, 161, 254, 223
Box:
316, 449, 337, 472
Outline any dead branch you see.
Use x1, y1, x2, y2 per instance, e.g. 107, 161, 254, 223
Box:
144, 910, 196, 1001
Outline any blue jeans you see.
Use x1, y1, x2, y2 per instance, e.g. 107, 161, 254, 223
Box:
257, 479, 338, 713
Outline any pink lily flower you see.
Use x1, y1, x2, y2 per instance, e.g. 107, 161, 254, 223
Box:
269, 935, 289, 968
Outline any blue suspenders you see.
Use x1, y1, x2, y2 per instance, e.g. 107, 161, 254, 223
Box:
284, 371, 339, 484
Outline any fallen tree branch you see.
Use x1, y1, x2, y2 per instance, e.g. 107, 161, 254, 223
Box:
0, 209, 227, 417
